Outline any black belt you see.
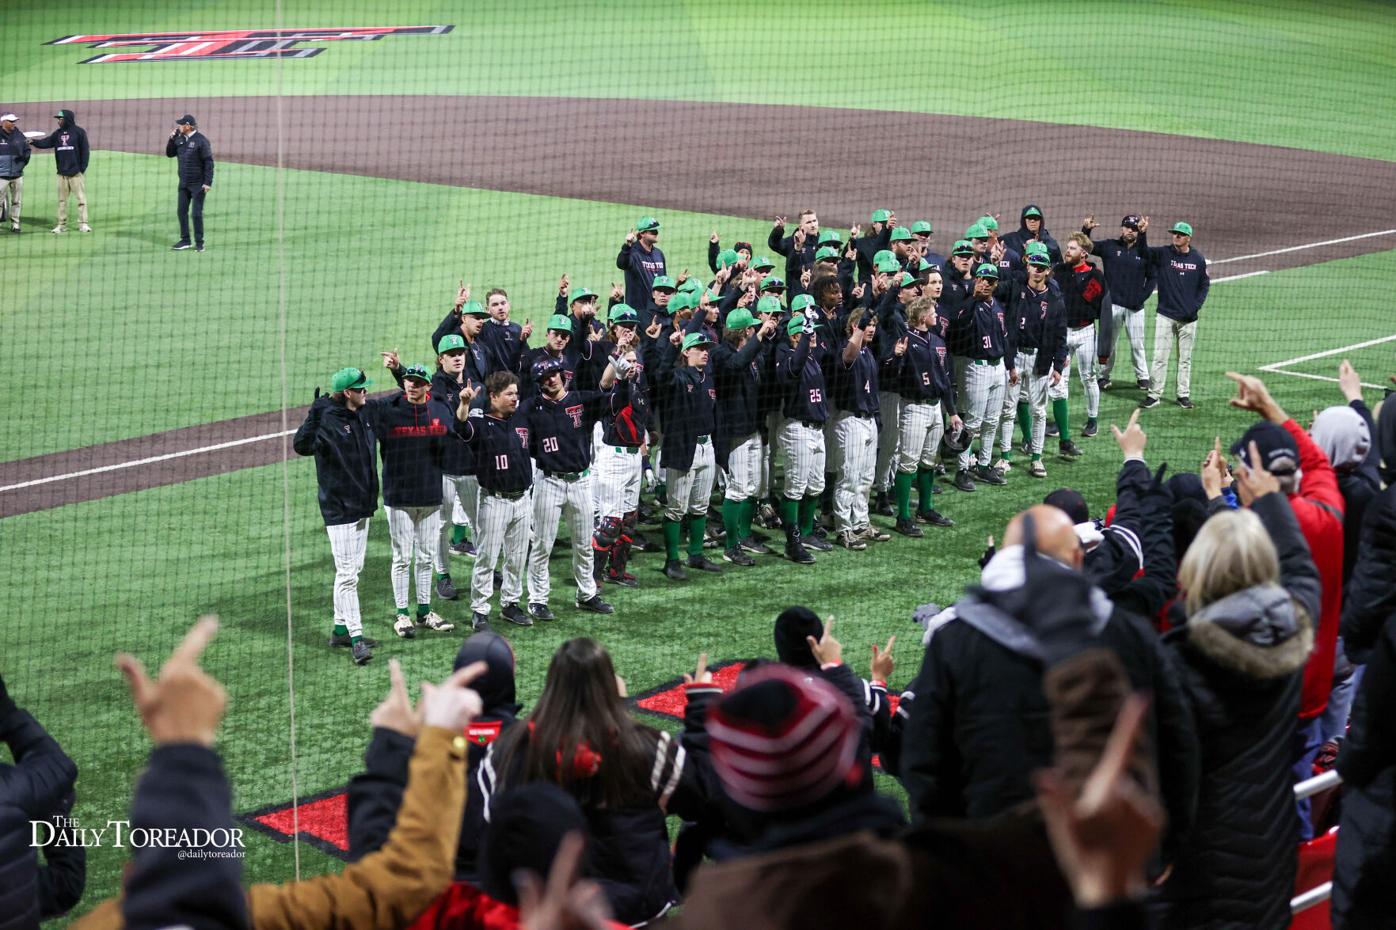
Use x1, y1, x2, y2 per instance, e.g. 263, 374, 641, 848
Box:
484, 488, 527, 501
543, 469, 588, 481
1070, 323, 1093, 330
847, 411, 875, 420
798, 420, 823, 429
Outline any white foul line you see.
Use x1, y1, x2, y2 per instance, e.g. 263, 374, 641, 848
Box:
1213, 229, 1396, 265
1213, 270, 1270, 283
1259, 333, 1396, 370
0, 429, 295, 494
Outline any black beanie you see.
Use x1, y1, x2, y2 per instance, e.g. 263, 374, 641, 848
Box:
1043, 488, 1089, 525
454, 631, 519, 715
478, 783, 586, 905
773, 606, 823, 668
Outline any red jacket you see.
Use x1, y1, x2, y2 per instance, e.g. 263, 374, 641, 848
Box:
1282, 419, 1345, 719
408, 882, 628, 930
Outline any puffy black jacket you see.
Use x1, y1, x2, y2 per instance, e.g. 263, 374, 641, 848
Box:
1153, 492, 1321, 930
292, 397, 379, 526
1340, 484, 1396, 666
0, 693, 79, 930
165, 130, 214, 188
1333, 614, 1396, 928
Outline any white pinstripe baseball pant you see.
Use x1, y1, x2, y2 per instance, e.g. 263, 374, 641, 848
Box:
724, 433, 763, 501
470, 491, 531, 616
665, 439, 716, 520
874, 391, 903, 492
387, 505, 440, 610
898, 399, 944, 471
956, 360, 1005, 471
1101, 304, 1147, 382
528, 473, 597, 605
592, 444, 642, 520
759, 411, 784, 499
326, 517, 370, 636
998, 350, 1050, 455
437, 473, 478, 573
1065, 325, 1100, 417
779, 420, 826, 498
832, 411, 877, 533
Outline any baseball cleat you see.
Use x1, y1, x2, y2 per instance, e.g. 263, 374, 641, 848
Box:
837, 531, 867, 551
1045, 421, 1060, 438
392, 615, 416, 639
329, 632, 378, 648
606, 568, 639, 588
1137, 379, 1151, 390
856, 524, 891, 543
661, 559, 688, 581
51, 225, 65, 234
1176, 396, 1195, 409
785, 542, 817, 564
894, 518, 924, 538
804, 535, 834, 552
471, 612, 492, 632
351, 641, 373, 666
418, 611, 455, 632
722, 547, 756, 566
11, 223, 20, 234
629, 531, 650, 553
1030, 460, 1049, 478
738, 536, 772, 555
435, 575, 458, 600
79, 224, 92, 233
973, 464, 1006, 486
575, 594, 615, 614
500, 603, 533, 627
1081, 419, 1099, 437
171, 239, 191, 250
993, 457, 1013, 474
528, 603, 556, 622
872, 492, 895, 517
194, 242, 204, 252
1059, 440, 1083, 460
1097, 377, 1112, 391
917, 509, 956, 527
450, 539, 477, 557
1139, 396, 1161, 409
687, 554, 723, 573
953, 470, 977, 492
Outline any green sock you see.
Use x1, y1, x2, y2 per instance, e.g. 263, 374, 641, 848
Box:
351, 634, 362, 645
333, 623, 348, 637
1052, 398, 1070, 437
396, 607, 410, 617
781, 498, 800, 531
1031, 452, 1043, 461
721, 499, 743, 549
436, 571, 450, 582
739, 499, 755, 541
916, 468, 935, 512
894, 471, 915, 520
662, 518, 683, 560
417, 602, 431, 619
451, 524, 468, 545
687, 515, 707, 558
798, 496, 817, 537
1018, 402, 1031, 444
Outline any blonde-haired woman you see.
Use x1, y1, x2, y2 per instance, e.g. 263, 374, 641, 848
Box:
1155, 458, 1321, 930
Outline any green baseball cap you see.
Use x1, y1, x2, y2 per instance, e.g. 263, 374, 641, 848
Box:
608, 304, 640, 325
786, 314, 807, 335
870, 208, 892, 223
678, 277, 703, 295
330, 367, 370, 392
1170, 221, 1194, 236
1023, 206, 1043, 219
755, 295, 782, 315
437, 333, 466, 354
668, 290, 693, 313
569, 287, 597, 304
977, 215, 999, 232
951, 239, 975, 257
759, 276, 786, 292
546, 314, 573, 333
815, 246, 840, 262
889, 225, 913, 242
899, 271, 918, 288
917, 258, 934, 273
911, 220, 933, 235
965, 223, 989, 240
1025, 241, 1049, 257
974, 263, 1000, 280
681, 332, 713, 352
751, 255, 776, 272
817, 229, 843, 246
651, 275, 677, 292
725, 307, 757, 330
791, 293, 816, 313
716, 248, 741, 270
1026, 251, 1052, 268
636, 215, 661, 232
461, 299, 488, 317
402, 364, 432, 384
873, 251, 900, 274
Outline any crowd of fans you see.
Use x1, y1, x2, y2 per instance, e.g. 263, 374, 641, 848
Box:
4, 328, 1396, 926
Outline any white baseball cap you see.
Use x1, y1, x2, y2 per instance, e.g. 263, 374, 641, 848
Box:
0, 114, 18, 122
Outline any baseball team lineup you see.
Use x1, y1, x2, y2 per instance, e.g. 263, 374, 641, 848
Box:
293, 207, 1211, 666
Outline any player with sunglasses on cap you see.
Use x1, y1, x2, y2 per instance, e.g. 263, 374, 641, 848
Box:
1082, 214, 1155, 392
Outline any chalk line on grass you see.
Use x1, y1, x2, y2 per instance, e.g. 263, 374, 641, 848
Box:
1213, 229, 1396, 265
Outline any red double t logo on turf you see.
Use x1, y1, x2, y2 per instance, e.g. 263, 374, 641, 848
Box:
48, 26, 453, 63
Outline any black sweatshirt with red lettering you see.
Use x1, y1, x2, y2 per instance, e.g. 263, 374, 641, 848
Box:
361, 393, 451, 507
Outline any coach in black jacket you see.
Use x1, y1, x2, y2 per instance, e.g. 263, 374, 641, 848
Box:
165, 114, 214, 251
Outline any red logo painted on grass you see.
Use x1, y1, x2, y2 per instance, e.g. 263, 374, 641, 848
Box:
47, 26, 453, 63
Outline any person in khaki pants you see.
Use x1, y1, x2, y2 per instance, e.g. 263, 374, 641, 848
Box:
1140, 221, 1209, 410
0, 114, 29, 233
29, 109, 90, 233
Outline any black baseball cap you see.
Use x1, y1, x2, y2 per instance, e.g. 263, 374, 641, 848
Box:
1231, 421, 1299, 474
1121, 215, 1142, 230
176, 114, 197, 126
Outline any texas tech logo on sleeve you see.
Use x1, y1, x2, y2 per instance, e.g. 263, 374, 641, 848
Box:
48, 26, 452, 63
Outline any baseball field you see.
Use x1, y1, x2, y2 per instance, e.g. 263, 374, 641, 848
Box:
4, 0, 1396, 919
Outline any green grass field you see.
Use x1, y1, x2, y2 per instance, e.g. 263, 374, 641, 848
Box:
4, 0, 1395, 923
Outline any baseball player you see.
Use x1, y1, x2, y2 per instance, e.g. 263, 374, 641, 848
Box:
1001, 204, 1063, 264
292, 367, 379, 666
590, 306, 654, 588
639, 274, 677, 331
775, 311, 832, 563
479, 286, 532, 378
712, 304, 780, 565
656, 320, 723, 580
944, 263, 1013, 491
431, 287, 498, 553
616, 216, 667, 309
0, 114, 30, 233
852, 208, 896, 280
1140, 221, 1210, 410
768, 210, 820, 296
361, 361, 455, 638
863, 252, 906, 515
999, 249, 1068, 478
1051, 232, 1112, 446
519, 314, 593, 399
829, 306, 889, 549
910, 220, 945, 267
707, 232, 753, 273
521, 356, 624, 621
454, 372, 532, 631
1082, 214, 1155, 391
891, 288, 962, 534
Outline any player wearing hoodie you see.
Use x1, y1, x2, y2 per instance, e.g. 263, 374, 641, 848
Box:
29, 109, 89, 233
1000, 204, 1061, 265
